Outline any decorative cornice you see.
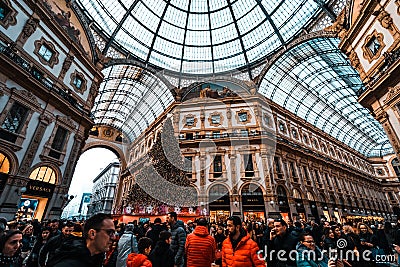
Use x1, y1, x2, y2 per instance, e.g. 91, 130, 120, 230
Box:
56, 115, 76, 130
11, 88, 41, 109
383, 85, 400, 105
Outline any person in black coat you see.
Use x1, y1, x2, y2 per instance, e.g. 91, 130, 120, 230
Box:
148, 231, 174, 267
25, 227, 52, 267
214, 226, 226, 266
38, 222, 74, 267
146, 218, 167, 244
46, 213, 116, 267
267, 219, 299, 267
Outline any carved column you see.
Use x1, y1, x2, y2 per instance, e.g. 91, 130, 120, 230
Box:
85, 80, 99, 111
379, 115, 400, 158
261, 151, 273, 195
347, 47, 367, 80
18, 114, 52, 176
58, 54, 74, 81
16, 14, 40, 46
62, 134, 85, 187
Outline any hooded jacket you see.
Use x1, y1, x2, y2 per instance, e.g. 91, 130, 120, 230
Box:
185, 225, 216, 267
45, 237, 104, 267
222, 229, 265, 267
170, 220, 186, 267
148, 240, 174, 267
117, 229, 138, 267
126, 253, 152, 267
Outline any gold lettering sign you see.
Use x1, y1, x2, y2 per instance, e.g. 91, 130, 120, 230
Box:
28, 185, 51, 193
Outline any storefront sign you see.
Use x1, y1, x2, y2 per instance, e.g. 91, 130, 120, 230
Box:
26, 180, 55, 197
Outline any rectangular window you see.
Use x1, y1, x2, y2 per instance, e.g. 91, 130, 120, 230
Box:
1, 103, 28, 134
51, 126, 68, 151
238, 112, 248, 122
367, 37, 380, 55
303, 166, 311, 185
325, 173, 332, 188
38, 44, 54, 62
186, 117, 194, 126
243, 154, 254, 177
73, 77, 83, 89
274, 157, 281, 173
184, 156, 193, 174
211, 114, 220, 124
0, 3, 10, 21
213, 155, 222, 178
289, 162, 297, 177
314, 169, 322, 184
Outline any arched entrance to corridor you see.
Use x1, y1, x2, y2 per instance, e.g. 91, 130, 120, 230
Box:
62, 147, 120, 219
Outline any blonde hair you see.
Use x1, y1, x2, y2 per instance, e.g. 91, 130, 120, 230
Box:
342, 225, 354, 234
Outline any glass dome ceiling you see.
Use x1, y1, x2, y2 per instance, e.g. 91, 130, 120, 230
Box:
78, 0, 329, 74
259, 38, 393, 157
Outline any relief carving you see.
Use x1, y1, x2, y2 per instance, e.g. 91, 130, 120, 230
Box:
377, 9, 394, 31
18, 122, 47, 176
62, 137, 82, 185
56, 115, 76, 130
59, 55, 74, 80
383, 85, 400, 105
17, 15, 40, 46
86, 81, 99, 108
324, 9, 347, 39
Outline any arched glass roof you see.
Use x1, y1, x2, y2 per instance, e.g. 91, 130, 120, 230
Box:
259, 38, 393, 157
92, 65, 175, 141
78, 0, 330, 74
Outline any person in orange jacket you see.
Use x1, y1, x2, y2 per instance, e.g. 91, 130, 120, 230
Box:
222, 216, 265, 267
126, 237, 153, 267
185, 217, 216, 267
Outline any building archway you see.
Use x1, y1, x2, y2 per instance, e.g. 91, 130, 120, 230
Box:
208, 184, 230, 223
241, 183, 265, 221
63, 147, 119, 219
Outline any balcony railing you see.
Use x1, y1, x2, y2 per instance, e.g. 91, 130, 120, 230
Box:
0, 42, 89, 115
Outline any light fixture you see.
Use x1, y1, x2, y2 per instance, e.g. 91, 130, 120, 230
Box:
279, 201, 284, 205
234, 200, 238, 207
334, 207, 338, 211
269, 200, 274, 206
311, 204, 316, 208
297, 203, 301, 207
15, 187, 27, 196
344, 208, 347, 212
323, 206, 328, 210
352, 209, 356, 213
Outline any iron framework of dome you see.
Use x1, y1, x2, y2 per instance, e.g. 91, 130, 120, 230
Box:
78, 0, 337, 74
78, 0, 394, 157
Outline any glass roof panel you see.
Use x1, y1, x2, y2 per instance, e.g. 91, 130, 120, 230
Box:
78, 0, 329, 74
259, 37, 393, 157
92, 65, 174, 141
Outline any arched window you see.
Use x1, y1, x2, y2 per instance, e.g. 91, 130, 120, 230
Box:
0, 152, 10, 174
392, 158, 400, 177
29, 166, 57, 184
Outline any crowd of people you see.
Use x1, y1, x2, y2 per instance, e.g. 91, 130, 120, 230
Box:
1, 213, 400, 267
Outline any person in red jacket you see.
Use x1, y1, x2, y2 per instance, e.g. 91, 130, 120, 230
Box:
185, 217, 216, 267
126, 237, 153, 267
222, 216, 265, 267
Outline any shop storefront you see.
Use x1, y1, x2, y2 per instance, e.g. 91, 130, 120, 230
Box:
208, 184, 230, 223
16, 180, 55, 221
242, 184, 265, 222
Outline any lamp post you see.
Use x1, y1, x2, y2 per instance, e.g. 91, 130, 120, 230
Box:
61, 194, 75, 210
